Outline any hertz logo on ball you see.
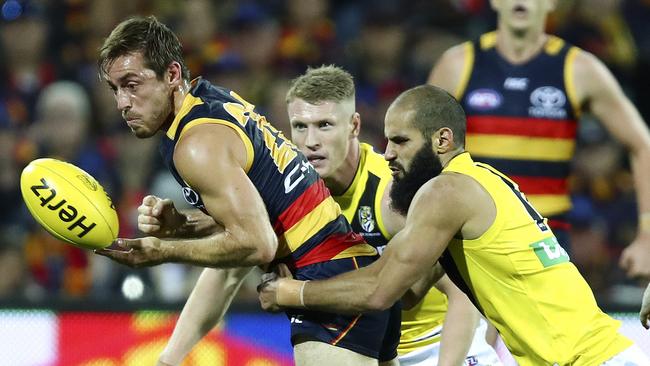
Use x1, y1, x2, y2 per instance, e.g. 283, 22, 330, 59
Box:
20, 158, 119, 250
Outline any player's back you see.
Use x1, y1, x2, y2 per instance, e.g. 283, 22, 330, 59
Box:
160, 78, 376, 269
441, 152, 632, 366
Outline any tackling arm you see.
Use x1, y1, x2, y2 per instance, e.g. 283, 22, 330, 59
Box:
262, 176, 469, 314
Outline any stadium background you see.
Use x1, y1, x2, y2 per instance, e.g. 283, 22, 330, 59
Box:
1, 0, 649, 364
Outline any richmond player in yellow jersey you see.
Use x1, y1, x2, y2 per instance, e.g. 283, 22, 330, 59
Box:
260, 85, 650, 366
286, 66, 502, 366
96, 16, 397, 366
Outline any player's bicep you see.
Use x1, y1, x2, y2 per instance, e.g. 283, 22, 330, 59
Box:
174, 125, 272, 233
575, 51, 650, 148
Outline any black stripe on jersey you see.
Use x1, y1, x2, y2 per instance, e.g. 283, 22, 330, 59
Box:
350, 172, 389, 248
438, 250, 484, 315
472, 157, 570, 178
476, 165, 550, 232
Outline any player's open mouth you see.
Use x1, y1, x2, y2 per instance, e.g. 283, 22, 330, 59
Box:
513, 4, 528, 15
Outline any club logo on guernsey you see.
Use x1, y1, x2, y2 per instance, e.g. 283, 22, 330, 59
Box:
529, 86, 567, 119
358, 206, 375, 232
467, 89, 502, 111
182, 187, 200, 205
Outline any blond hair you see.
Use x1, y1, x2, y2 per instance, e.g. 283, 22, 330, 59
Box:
286, 65, 355, 104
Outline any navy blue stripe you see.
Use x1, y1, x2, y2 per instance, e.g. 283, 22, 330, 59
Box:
472, 157, 570, 178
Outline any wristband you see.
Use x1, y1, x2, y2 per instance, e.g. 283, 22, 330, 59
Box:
277, 279, 306, 308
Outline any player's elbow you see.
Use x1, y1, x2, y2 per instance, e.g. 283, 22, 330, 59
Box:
366, 292, 394, 312
246, 234, 277, 266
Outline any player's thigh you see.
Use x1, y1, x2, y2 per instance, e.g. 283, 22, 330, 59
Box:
379, 358, 399, 366
294, 341, 378, 366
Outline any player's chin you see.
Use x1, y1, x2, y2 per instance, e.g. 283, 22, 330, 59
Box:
132, 127, 156, 139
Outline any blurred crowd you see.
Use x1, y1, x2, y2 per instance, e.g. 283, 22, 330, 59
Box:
1, 0, 649, 309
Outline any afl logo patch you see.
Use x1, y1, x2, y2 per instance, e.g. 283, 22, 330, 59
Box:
467, 89, 502, 110
182, 187, 200, 205
358, 206, 375, 232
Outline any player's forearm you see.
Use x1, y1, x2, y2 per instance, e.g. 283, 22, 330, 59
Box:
159, 267, 252, 364
630, 149, 650, 223
174, 209, 222, 238
164, 228, 276, 268
437, 293, 479, 366
277, 266, 393, 314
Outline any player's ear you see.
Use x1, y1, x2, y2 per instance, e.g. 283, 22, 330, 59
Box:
350, 112, 361, 138
433, 127, 454, 153
167, 61, 183, 87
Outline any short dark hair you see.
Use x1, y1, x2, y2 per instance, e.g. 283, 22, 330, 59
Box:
98, 16, 190, 81
286, 65, 355, 104
394, 85, 466, 147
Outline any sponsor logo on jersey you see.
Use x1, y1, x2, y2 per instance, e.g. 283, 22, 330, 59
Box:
467, 89, 502, 110
182, 186, 200, 205
529, 86, 567, 118
503, 77, 529, 91
358, 206, 375, 232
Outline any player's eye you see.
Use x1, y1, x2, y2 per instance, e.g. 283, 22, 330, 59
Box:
292, 123, 306, 131
319, 121, 332, 129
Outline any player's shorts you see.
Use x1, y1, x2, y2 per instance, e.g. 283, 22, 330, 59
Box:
399, 319, 503, 366
600, 344, 650, 365
286, 255, 401, 361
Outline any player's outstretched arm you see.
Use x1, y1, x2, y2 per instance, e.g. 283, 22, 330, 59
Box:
158, 266, 253, 365
260, 174, 472, 314
573, 50, 650, 279
97, 124, 277, 268
435, 274, 479, 366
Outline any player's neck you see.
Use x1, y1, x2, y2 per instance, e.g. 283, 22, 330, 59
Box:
495, 27, 548, 64
326, 140, 361, 196
162, 80, 192, 132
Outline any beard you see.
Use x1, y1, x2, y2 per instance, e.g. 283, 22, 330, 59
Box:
389, 142, 443, 216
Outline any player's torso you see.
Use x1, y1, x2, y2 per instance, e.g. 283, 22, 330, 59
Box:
333, 143, 448, 354
440, 153, 631, 365
160, 79, 374, 268
459, 32, 580, 216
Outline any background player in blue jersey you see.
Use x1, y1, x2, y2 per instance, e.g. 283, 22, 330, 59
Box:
428, 0, 650, 280
95, 16, 397, 366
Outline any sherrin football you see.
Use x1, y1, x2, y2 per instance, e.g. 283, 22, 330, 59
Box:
20, 158, 119, 249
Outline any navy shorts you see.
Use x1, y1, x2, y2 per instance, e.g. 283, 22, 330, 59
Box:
286, 255, 401, 361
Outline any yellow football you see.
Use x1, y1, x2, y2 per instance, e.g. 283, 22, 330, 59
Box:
20, 158, 119, 249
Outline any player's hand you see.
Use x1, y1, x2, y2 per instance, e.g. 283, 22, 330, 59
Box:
138, 195, 186, 237
257, 263, 293, 312
641, 283, 650, 329
619, 232, 650, 279
94, 237, 167, 268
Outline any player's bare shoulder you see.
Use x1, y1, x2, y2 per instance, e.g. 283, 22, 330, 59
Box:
173, 123, 249, 186
428, 41, 472, 95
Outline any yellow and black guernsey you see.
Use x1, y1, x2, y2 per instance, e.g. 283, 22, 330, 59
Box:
440, 152, 632, 365
334, 143, 449, 356
456, 32, 580, 218
160, 78, 376, 268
